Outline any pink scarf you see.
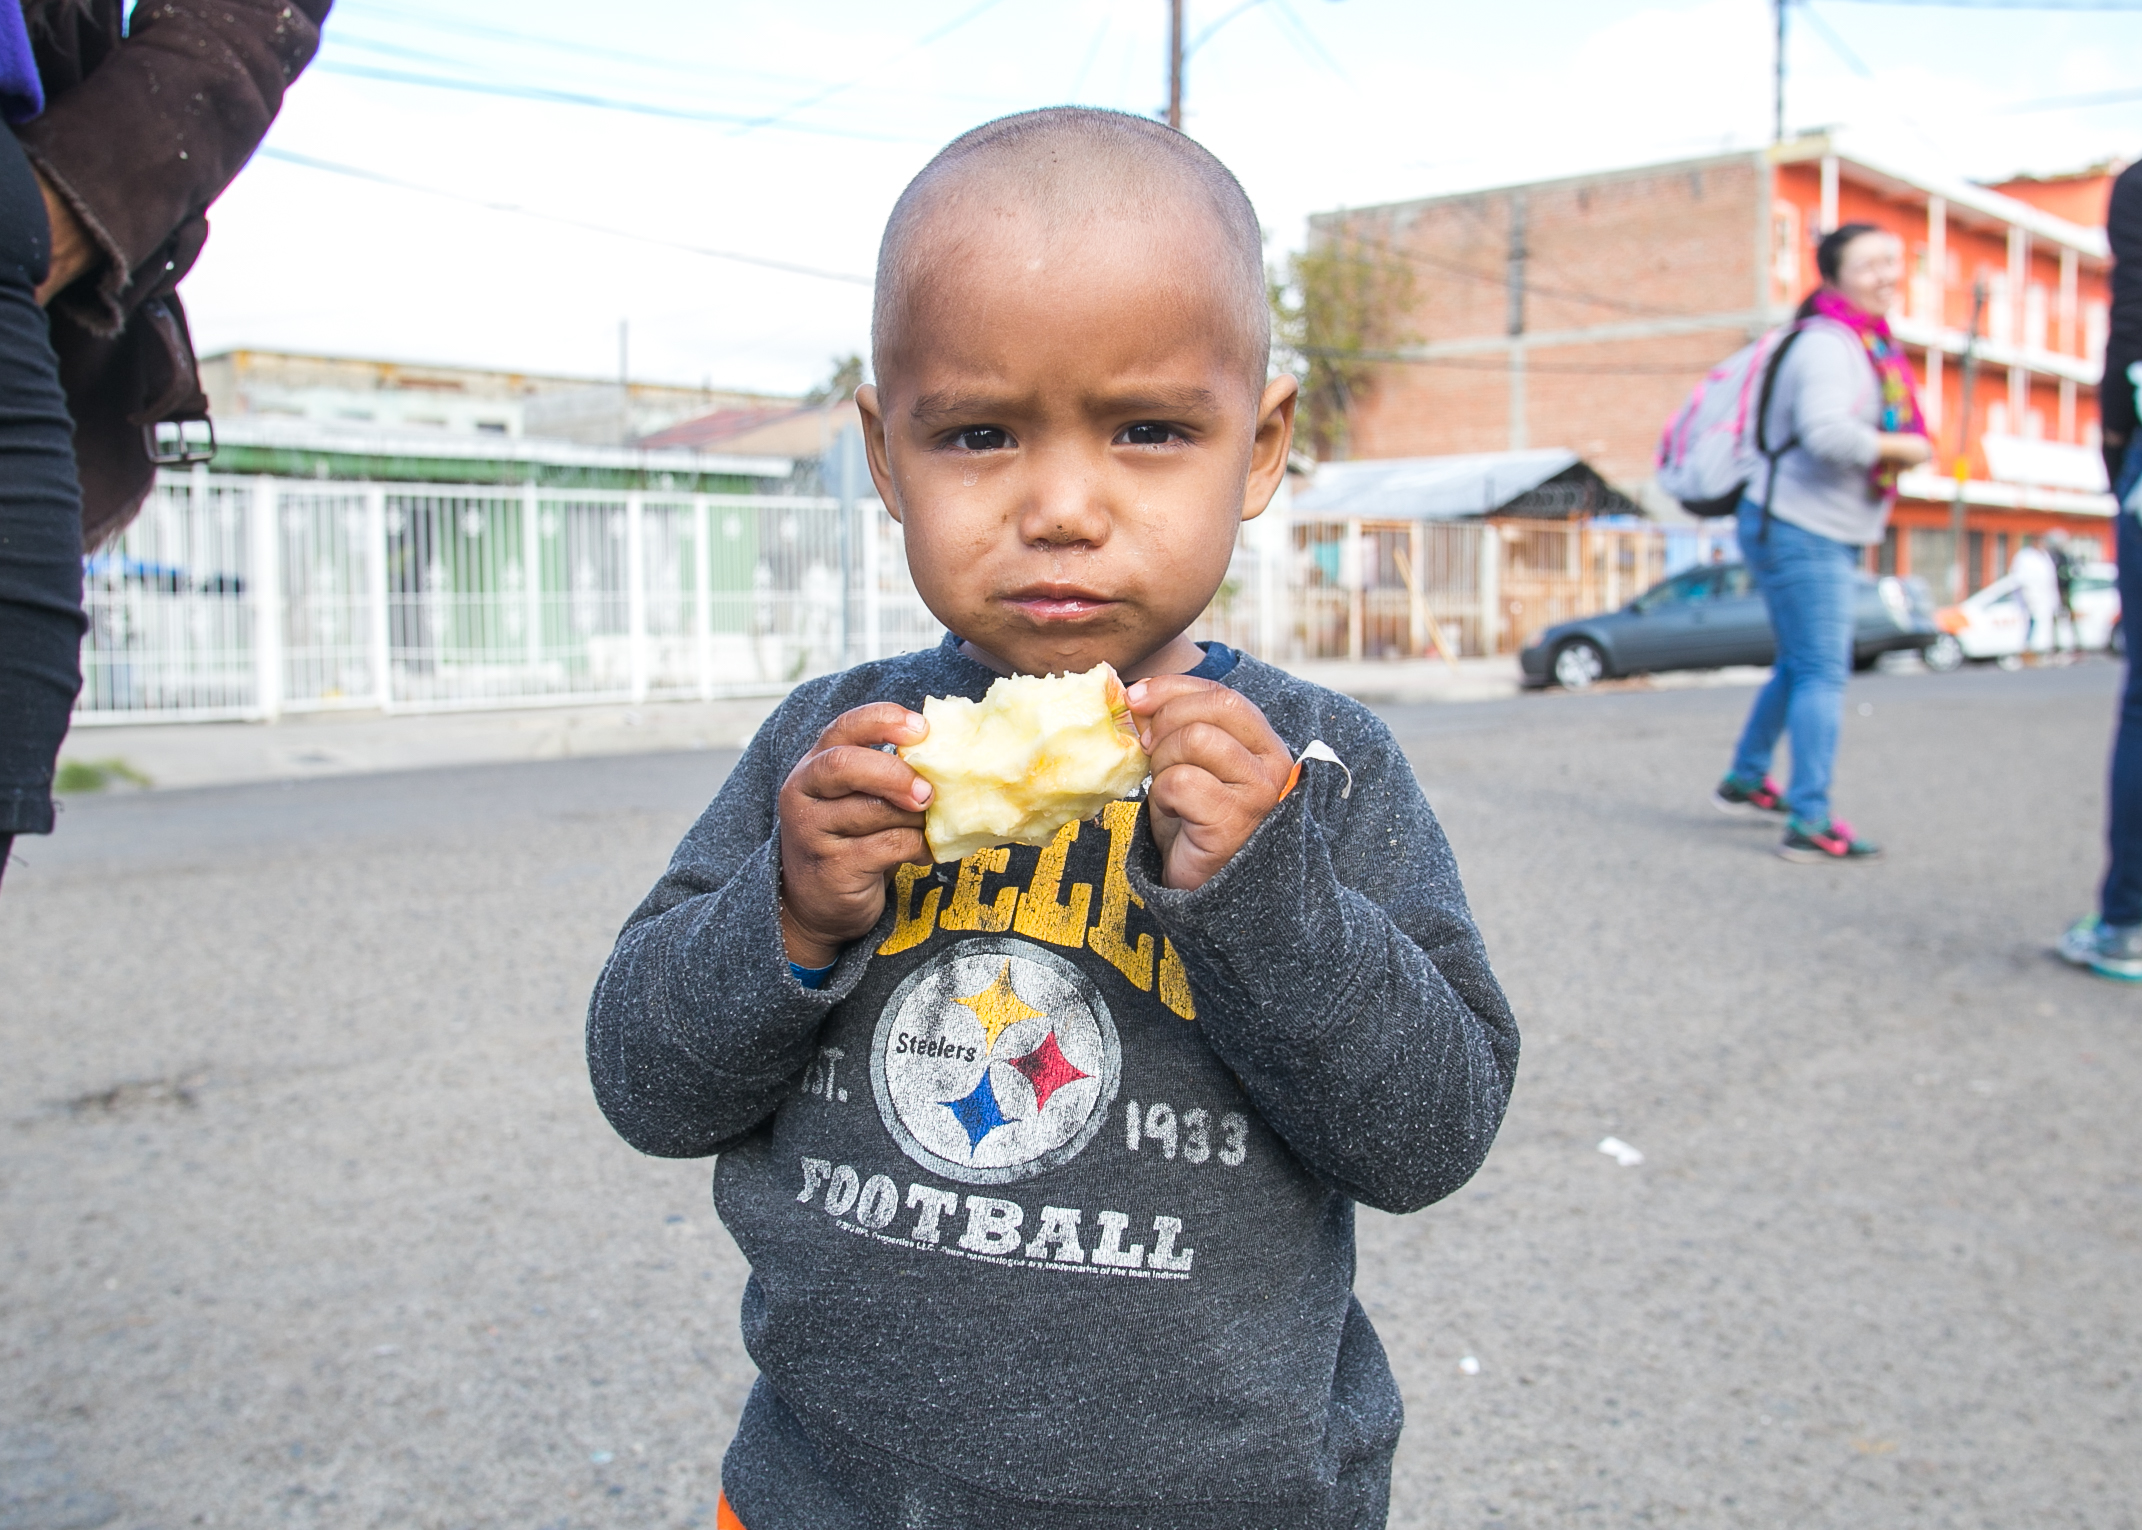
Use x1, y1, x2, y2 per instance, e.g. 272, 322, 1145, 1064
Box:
1807, 287, 1926, 500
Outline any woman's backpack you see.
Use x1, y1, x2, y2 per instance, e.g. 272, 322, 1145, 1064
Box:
1655, 324, 1807, 517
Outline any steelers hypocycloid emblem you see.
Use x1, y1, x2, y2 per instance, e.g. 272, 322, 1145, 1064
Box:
870, 936, 1121, 1186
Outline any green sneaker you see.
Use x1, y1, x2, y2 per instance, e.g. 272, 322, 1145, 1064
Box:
1777, 817, 1882, 863
2057, 916, 2142, 982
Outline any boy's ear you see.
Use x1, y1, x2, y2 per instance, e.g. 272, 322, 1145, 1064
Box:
854, 383, 903, 524
1241, 374, 1300, 524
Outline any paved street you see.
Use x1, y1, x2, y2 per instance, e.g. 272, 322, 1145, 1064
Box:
4, 659, 2138, 1529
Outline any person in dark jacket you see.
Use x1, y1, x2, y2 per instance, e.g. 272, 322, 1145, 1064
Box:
2062, 159, 2142, 979
0, 0, 328, 887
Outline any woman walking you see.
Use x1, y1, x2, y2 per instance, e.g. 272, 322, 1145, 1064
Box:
1712, 223, 1931, 861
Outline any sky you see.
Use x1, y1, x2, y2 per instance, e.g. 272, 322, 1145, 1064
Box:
181, 0, 2142, 398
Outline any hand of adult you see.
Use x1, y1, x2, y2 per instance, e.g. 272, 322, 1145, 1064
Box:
1877, 432, 1932, 467
776, 704, 932, 969
31, 168, 95, 307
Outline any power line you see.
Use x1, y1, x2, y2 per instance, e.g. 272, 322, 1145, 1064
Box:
728, 0, 1014, 137
257, 147, 875, 286
310, 60, 930, 143
2001, 85, 2142, 111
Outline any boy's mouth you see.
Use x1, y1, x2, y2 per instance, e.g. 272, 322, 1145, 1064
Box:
1001, 584, 1116, 623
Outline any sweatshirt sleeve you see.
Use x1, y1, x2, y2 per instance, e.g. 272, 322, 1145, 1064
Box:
1126, 701, 1518, 1215
586, 689, 876, 1159
1781, 327, 1882, 474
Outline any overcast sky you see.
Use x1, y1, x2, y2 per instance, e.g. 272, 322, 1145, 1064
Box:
180, 0, 2142, 397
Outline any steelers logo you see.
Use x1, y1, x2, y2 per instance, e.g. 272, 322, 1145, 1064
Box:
870, 936, 1121, 1186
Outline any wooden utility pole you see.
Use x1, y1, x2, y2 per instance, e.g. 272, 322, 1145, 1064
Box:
1167, 0, 1184, 129
1949, 279, 1987, 601
1773, 0, 1786, 143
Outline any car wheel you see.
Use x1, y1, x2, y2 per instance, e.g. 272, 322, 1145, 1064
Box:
1552, 638, 1607, 690
1852, 649, 1879, 672
1921, 634, 1963, 673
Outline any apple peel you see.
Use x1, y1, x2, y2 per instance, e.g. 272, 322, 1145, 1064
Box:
899, 662, 1150, 864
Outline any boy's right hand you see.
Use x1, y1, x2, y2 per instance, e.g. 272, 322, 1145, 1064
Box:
777, 704, 933, 970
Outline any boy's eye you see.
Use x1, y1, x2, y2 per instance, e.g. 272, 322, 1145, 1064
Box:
954, 427, 1010, 452
1118, 422, 1180, 447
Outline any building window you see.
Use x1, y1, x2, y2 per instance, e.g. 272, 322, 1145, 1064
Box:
2086, 301, 2110, 365
1987, 401, 2010, 437
2026, 283, 2049, 352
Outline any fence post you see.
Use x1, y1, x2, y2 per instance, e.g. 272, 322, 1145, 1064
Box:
1408, 521, 1426, 658
626, 490, 648, 703
367, 485, 391, 710
521, 482, 542, 682
694, 495, 714, 699
248, 476, 282, 721
861, 497, 883, 662
1479, 520, 1501, 655
1345, 517, 1364, 663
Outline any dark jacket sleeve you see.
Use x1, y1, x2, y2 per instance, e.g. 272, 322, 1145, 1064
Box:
15, 0, 330, 335
2103, 162, 2142, 483
586, 685, 879, 1159
1128, 697, 1519, 1216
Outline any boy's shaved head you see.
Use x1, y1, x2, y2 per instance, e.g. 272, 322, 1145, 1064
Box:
872, 107, 1269, 385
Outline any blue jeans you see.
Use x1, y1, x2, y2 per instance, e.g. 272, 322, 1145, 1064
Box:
1728, 500, 1859, 826
2101, 459, 2142, 925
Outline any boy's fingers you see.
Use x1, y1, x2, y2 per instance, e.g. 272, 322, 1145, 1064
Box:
1124, 673, 1213, 715
1146, 724, 1280, 802
803, 793, 927, 844
813, 703, 928, 753
787, 744, 932, 810
1140, 699, 1292, 790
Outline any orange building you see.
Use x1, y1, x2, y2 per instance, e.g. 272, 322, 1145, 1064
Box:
1318, 132, 2119, 589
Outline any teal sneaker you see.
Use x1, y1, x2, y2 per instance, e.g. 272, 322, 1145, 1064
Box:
1777, 817, 1882, 863
1713, 772, 1786, 817
2057, 916, 2142, 982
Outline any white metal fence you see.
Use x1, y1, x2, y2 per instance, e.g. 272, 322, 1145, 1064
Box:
76, 472, 1701, 724
77, 471, 944, 723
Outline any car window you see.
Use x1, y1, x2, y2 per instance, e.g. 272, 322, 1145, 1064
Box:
1717, 564, 1753, 598
2076, 573, 2116, 594
1634, 569, 1717, 611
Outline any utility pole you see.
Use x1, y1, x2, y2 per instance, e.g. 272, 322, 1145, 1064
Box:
1773, 0, 1787, 143
1949, 279, 1987, 602
1167, 0, 1184, 129
1507, 192, 1528, 452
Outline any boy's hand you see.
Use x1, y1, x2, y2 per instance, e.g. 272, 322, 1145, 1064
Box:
777, 704, 932, 969
1126, 676, 1293, 891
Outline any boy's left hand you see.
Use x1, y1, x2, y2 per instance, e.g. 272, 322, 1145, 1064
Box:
1126, 675, 1294, 891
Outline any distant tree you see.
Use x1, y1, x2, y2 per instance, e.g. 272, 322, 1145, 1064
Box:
1271, 222, 1416, 461
806, 353, 866, 406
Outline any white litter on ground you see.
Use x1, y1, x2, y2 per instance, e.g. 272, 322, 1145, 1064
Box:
1458, 1355, 1481, 1376
1597, 1136, 1644, 1167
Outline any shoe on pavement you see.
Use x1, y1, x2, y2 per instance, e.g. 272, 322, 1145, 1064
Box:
1776, 817, 1882, 863
2057, 916, 2142, 982
1713, 773, 1786, 816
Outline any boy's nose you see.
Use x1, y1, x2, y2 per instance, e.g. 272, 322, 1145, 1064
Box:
1017, 458, 1113, 549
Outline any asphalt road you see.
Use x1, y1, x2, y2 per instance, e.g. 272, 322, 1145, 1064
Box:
3, 660, 2137, 1530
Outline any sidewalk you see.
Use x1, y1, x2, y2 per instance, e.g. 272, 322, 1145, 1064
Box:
55, 655, 1550, 793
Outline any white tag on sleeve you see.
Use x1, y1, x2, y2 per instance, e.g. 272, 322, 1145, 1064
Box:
1295, 738, 1353, 799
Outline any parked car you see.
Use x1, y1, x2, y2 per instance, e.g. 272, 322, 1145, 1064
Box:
1519, 561, 1939, 690
1922, 561, 2121, 671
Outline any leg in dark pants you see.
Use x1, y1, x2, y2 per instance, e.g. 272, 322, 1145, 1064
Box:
2100, 497, 2142, 926
0, 133, 86, 886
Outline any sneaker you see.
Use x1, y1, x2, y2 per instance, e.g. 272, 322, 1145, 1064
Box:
1713, 773, 1786, 816
2057, 916, 2142, 982
1776, 817, 1882, 863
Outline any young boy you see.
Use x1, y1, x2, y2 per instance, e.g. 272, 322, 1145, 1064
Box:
588, 107, 1517, 1530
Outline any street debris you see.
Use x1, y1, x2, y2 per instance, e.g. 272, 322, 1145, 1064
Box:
1597, 1136, 1644, 1167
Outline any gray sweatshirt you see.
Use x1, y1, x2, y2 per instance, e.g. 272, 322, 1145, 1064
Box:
1757, 317, 1890, 547
587, 637, 1518, 1530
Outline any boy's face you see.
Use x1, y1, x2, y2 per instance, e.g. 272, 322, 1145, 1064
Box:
858, 210, 1296, 680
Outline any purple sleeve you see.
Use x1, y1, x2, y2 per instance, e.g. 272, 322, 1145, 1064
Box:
0, 3, 42, 125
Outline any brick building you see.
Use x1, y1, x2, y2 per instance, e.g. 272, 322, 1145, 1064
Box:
1315, 131, 2119, 590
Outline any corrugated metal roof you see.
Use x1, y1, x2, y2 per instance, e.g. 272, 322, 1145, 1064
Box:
1293, 450, 1583, 520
